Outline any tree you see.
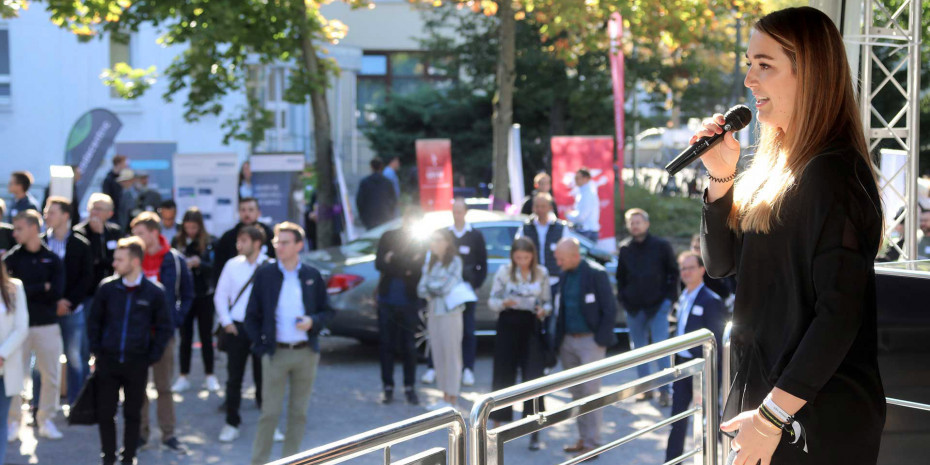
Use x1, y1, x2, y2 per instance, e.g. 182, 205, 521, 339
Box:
2, 0, 369, 248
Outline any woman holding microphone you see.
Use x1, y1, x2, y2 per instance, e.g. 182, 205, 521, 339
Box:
698, 7, 884, 465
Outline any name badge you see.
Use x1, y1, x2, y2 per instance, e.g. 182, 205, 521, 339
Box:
550, 243, 557, 251
106, 240, 118, 250
138, 300, 150, 306
584, 293, 596, 304
692, 305, 704, 316
459, 245, 470, 255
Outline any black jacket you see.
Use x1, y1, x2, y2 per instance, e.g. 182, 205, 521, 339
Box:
450, 226, 488, 290
88, 275, 173, 364
356, 172, 397, 229
102, 170, 122, 213
215, 221, 275, 281
2, 244, 65, 326
244, 261, 336, 355
375, 228, 425, 301
174, 236, 217, 297
555, 260, 618, 348
676, 285, 726, 359
41, 231, 94, 307
73, 220, 124, 293
703, 152, 885, 463
0, 223, 13, 256
616, 233, 679, 312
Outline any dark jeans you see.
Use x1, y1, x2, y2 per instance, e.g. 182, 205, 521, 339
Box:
95, 356, 149, 464
60, 304, 90, 405
378, 303, 418, 388
180, 295, 215, 375
225, 322, 263, 427
490, 310, 546, 422
427, 301, 477, 371
665, 356, 694, 462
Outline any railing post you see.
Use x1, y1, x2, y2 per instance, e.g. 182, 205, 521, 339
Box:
721, 322, 732, 461
702, 337, 719, 465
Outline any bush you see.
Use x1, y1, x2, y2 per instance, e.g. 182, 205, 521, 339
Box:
617, 184, 703, 240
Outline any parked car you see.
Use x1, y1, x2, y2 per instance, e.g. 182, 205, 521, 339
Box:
303, 210, 624, 350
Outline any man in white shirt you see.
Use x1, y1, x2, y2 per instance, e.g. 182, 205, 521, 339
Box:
567, 168, 600, 243
213, 226, 279, 443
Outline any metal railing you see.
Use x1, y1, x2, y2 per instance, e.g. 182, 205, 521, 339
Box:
469, 329, 719, 465
271, 407, 466, 465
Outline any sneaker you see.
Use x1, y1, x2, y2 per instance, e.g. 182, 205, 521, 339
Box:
421, 369, 436, 384
38, 419, 63, 440
171, 377, 191, 393
273, 428, 285, 442
462, 368, 476, 387
162, 436, 190, 454
657, 391, 671, 408
7, 421, 18, 443
404, 388, 419, 406
205, 375, 222, 392
218, 424, 240, 443
381, 387, 394, 405
634, 391, 653, 402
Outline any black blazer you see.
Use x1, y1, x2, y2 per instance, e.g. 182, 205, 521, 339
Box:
244, 261, 336, 356
676, 285, 726, 359
555, 260, 619, 348
41, 232, 94, 307
73, 220, 124, 292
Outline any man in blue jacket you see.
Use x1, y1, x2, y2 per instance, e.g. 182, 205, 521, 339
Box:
665, 251, 726, 462
129, 212, 194, 453
553, 238, 618, 459
89, 237, 173, 465
245, 222, 335, 465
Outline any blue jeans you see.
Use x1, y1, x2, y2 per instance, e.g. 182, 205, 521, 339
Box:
576, 229, 600, 243
0, 379, 10, 460
626, 299, 672, 394
60, 303, 91, 406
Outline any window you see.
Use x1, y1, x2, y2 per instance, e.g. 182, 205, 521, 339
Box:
356, 51, 452, 127
108, 33, 132, 98
0, 28, 10, 100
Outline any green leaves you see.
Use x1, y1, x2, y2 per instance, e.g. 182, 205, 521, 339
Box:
100, 62, 157, 99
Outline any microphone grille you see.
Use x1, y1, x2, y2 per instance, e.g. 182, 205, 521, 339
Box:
724, 105, 753, 131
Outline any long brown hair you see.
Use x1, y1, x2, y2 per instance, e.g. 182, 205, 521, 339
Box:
174, 207, 210, 252
510, 238, 539, 283
730, 7, 879, 233
428, 229, 457, 271
0, 262, 13, 311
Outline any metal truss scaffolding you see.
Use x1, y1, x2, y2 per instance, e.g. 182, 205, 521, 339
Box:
843, 0, 923, 260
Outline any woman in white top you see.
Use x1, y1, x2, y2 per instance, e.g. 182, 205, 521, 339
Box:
417, 229, 465, 410
0, 264, 29, 455
487, 237, 551, 450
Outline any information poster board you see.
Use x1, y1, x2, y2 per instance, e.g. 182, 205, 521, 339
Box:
551, 136, 616, 251
173, 153, 239, 236
115, 142, 178, 200
415, 139, 453, 212
250, 153, 305, 226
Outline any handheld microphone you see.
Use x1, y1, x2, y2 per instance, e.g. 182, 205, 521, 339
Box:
664, 105, 753, 176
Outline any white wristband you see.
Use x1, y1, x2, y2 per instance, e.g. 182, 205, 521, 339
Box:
763, 394, 790, 423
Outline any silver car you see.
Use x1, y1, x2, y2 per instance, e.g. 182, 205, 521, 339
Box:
303, 210, 623, 348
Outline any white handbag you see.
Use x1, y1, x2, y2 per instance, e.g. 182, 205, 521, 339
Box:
444, 282, 478, 311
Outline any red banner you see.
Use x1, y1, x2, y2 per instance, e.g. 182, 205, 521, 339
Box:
608, 12, 626, 210
551, 136, 616, 249
416, 139, 454, 211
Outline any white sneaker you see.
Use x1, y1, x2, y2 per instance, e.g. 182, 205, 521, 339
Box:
218, 424, 240, 443
205, 375, 221, 392
7, 421, 18, 443
38, 419, 63, 440
171, 376, 191, 393
421, 369, 436, 384
273, 428, 285, 442
462, 368, 476, 387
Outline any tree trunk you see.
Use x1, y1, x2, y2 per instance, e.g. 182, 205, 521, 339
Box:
294, 0, 336, 248
491, 0, 515, 210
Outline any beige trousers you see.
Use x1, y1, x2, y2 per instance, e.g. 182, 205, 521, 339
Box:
9, 324, 63, 423
141, 336, 175, 440
428, 311, 463, 397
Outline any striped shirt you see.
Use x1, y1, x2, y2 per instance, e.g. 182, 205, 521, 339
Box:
46, 230, 69, 260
